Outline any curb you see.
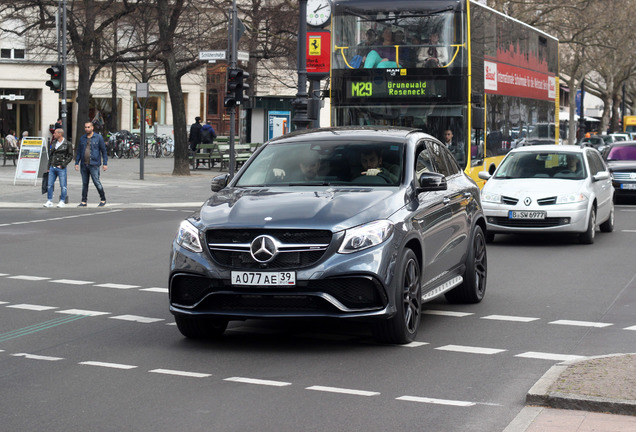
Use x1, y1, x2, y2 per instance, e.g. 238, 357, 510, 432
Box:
526, 353, 636, 416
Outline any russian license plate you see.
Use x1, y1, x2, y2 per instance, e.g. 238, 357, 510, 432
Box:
620, 183, 636, 190
231, 271, 296, 286
508, 210, 546, 219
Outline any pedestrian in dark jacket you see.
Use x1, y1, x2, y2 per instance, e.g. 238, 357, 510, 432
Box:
196, 121, 217, 168
75, 121, 108, 207
189, 116, 202, 152
43, 128, 73, 208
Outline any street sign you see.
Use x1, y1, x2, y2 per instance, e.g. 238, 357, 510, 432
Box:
199, 50, 226, 61
237, 51, 250, 62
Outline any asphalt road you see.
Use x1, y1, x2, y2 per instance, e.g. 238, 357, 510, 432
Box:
1, 204, 635, 431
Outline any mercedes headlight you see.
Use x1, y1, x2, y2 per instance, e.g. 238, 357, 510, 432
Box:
176, 220, 203, 253
339, 220, 394, 254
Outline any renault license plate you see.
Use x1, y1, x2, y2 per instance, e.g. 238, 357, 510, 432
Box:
509, 211, 546, 219
231, 271, 296, 286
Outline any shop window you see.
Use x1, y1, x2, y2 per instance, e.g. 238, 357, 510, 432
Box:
132, 94, 164, 131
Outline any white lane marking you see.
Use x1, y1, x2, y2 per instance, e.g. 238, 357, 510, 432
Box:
423, 310, 473, 317
436, 345, 507, 355
56, 309, 110, 316
515, 352, 587, 362
396, 395, 476, 407
621, 229, 636, 232
49, 279, 94, 285
7, 304, 58, 311
0, 273, 9, 276
109, 315, 164, 324
12, 353, 64, 361
140, 287, 168, 293
150, 369, 211, 378
624, 325, 636, 331
0, 301, 8, 305
79, 361, 137, 369
94, 283, 140, 289
404, 342, 429, 348
8, 275, 51, 281
306, 386, 380, 396
225, 377, 292, 387
549, 320, 613, 328
481, 315, 540, 322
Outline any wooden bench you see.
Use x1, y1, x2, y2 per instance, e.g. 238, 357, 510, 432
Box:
215, 143, 255, 171
1, 142, 19, 166
190, 143, 217, 169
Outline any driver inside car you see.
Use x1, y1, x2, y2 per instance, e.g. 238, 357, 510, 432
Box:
360, 148, 399, 183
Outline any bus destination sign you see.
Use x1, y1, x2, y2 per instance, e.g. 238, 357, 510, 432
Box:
345, 72, 447, 101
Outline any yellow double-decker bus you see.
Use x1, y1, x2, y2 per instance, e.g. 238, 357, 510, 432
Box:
330, 0, 559, 186
623, 116, 636, 136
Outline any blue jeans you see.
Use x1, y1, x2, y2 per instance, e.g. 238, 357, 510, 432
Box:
47, 166, 68, 202
80, 164, 106, 202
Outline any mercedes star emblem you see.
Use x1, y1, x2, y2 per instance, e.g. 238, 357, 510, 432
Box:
249, 235, 278, 263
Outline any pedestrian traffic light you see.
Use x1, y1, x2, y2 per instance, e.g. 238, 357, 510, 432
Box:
46, 64, 64, 93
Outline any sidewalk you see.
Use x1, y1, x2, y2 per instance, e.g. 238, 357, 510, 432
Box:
504, 354, 636, 431
0, 157, 220, 208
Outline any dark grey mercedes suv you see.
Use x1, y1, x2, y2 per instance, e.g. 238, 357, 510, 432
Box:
170, 127, 487, 344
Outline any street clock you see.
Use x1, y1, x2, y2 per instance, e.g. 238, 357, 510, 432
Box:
307, 0, 332, 28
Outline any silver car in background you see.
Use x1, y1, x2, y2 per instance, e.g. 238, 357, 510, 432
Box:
479, 145, 614, 244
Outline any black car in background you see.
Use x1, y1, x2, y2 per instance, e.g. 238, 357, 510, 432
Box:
603, 141, 636, 200
169, 127, 488, 344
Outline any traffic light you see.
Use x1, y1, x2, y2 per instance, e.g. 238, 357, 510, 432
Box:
46, 64, 64, 93
224, 68, 250, 108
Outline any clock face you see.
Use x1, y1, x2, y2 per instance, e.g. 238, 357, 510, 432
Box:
307, 0, 332, 27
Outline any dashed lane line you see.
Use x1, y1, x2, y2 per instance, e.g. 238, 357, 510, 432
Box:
11, 353, 64, 361
396, 395, 477, 407
109, 315, 164, 324
140, 287, 168, 293
7, 304, 58, 311
306, 385, 380, 397
224, 377, 292, 387
79, 361, 137, 370
423, 310, 474, 317
56, 309, 110, 316
515, 352, 586, 362
436, 345, 507, 355
481, 315, 540, 322
94, 283, 141, 289
8, 275, 51, 281
549, 319, 613, 328
49, 279, 94, 285
150, 369, 211, 378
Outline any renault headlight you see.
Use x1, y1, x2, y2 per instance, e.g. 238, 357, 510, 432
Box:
481, 192, 502, 203
176, 220, 203, 253
556, 193, 587, 204
339, 220, 394, 254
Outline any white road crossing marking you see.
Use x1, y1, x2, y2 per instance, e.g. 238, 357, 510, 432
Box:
56, 309, 110, 316
94, 283, 140, 289
139, 287, 168, 293
436, 345, 507, 355
481, 315, 540, 322
8, 275, 51, 281
404, 342, 429, 348
396, 395, 476, 407
79, 361, 137, 369
306, 385, 380, 396
12, 353, 64, 361
150, 369, 211, 378
515, 352, 587, 361
549, 320, 613, 328
49, 279, 94, 285
423, 310, 474, 317
225, 377, 292, 387
109, 315, 164, 324
7, 304, 58, 311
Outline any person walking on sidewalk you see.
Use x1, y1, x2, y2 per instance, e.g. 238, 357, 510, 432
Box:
43, 128, 73, 208
75, 121, 108, 207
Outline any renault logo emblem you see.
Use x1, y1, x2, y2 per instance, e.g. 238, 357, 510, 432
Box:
250, 235, 278, 263
524, 197, 532, 206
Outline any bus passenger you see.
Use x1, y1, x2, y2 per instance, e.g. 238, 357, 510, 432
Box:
364, 27, 399, 68
418, 32, 448, 67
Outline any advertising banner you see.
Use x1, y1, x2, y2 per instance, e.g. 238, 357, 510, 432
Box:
14, 137, 46, 185
485, 61, 556, 101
